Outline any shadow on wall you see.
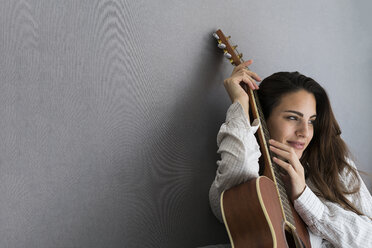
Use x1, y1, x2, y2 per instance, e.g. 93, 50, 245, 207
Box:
121, 29, 231, 247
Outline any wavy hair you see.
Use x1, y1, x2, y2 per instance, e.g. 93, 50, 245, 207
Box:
257, 71, 363, 215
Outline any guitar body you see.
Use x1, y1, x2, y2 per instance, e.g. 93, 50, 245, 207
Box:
221, 176, 311, 248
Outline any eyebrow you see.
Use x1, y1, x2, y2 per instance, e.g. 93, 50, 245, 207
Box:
284, 110, 317, 118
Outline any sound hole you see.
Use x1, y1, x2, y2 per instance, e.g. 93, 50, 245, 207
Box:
285, 229, 306, 248
285, 230, 296, 247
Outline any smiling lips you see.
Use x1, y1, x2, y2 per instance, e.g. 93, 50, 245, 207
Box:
287, 141, 305, 150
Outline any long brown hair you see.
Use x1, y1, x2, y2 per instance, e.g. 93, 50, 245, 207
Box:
257, 72, 363, 215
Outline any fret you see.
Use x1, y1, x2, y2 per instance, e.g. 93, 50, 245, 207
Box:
282, 198, 291, 211
273, 163, 296, 224
283, 202, 293, 216
283, 204, 292, 216
277, 182, 286, 194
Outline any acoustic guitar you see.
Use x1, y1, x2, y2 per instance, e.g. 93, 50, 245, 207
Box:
213, 29, 311, 248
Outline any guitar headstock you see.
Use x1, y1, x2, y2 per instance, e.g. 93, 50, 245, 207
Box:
213, 29, 244, 67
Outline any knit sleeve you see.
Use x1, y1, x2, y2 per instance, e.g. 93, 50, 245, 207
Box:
209, 102, 261, 222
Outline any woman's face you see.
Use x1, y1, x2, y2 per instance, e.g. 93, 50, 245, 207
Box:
266, 90, 317, 159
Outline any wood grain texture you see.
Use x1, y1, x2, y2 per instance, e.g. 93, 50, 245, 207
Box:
222, 176, 311, 248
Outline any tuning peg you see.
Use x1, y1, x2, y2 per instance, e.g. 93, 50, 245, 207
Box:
233, 45, 238, 50
226, 35, 231, 40
218, 43, 226, 49
212, 33, 219, 40
229, 59, 234, 65
238, 53, 243, 59
224, 52, 232, 59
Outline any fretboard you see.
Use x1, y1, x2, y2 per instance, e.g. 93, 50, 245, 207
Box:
252, 89, 296, 226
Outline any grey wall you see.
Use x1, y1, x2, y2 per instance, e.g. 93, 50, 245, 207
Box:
1, 0, 371, 247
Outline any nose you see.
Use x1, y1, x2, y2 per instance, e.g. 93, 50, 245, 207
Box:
296, 120, 310, 138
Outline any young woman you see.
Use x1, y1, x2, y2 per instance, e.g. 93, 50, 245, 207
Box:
209, 60, 372, 247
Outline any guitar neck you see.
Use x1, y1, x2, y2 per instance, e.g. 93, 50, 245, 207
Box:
248, 77, 298, 227
215, 29, 297, 227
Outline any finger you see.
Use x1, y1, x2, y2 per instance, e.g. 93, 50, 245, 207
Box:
242, 70, 260, 88
273, 157, 296, 177
251, 71, 262, 82
269, 145, 290, 159
234, 65, 254, 76
233, 60, 253, 73
242, 59, 253, 68
231, 72, 251, 85
232, 68, 260, 90
243, 69, 262, 82
269, 139, 292, 152
233, 67, 261, 86
240, 75, 257, 90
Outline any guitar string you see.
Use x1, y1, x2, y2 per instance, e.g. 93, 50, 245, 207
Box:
239, 52, 296, 226
253, 89, 296, 225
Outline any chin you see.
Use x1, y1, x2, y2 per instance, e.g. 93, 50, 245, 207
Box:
296, 151, 303, 159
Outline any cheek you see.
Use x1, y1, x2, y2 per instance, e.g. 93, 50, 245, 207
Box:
269, 126, 287, 142
303, 131, 314, 153
267, 118, 290, 142
308, 129, 314, 143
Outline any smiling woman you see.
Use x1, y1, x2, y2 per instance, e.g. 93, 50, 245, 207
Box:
209, 60, 372, 247
266, 90, 316, 159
